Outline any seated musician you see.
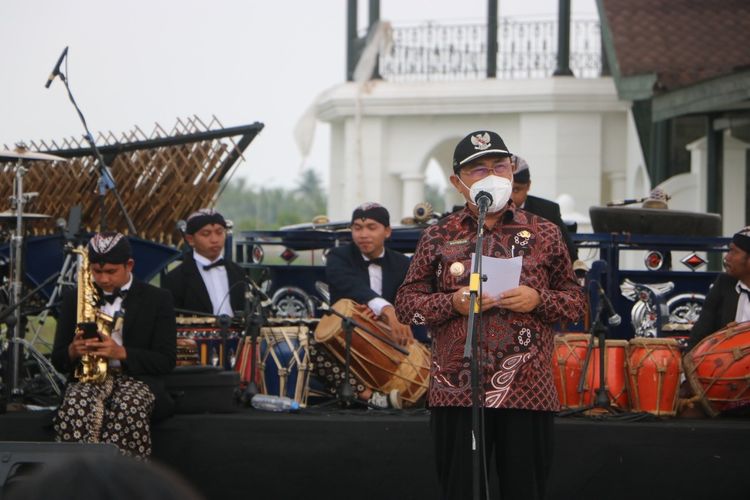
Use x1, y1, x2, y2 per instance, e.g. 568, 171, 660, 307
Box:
51, 232, 176, 458
687, 226, 750, 350
314, 202, 413, 409
162, 209, 246, 317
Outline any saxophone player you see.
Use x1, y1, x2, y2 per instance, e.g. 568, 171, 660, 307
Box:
51, 232, 176, 458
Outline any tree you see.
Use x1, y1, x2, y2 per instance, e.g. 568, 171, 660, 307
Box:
216, 169, 327, 231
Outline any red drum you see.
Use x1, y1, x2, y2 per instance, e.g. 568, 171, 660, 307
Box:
684, 321, 750, 417
552, 334, 591, 409
626, 338, 682, 416
552, 334, 629, 410
314, 299, 430, 407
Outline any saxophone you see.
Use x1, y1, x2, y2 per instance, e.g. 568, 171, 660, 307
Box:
73, 245, 114, 383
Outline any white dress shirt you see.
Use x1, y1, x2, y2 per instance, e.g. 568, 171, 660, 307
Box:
363, 250, 391, 316
193, 250, 234, 316
100, 274, 132, 368
735, 281, 750, 324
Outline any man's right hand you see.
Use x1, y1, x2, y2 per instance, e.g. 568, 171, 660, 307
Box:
67, 329, 90, 361
451, 286, 500, 316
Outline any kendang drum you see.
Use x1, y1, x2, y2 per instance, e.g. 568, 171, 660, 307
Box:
551, 334, 590, 409
256, 322, 313, 407
684, 321, 750, 417
626, 338, 682, 416
314, 299, 430, 407
176, 316, 240, 370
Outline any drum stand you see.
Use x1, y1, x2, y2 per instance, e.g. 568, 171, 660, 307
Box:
337, 316, 356, 406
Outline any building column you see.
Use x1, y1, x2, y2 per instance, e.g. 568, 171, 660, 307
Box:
400, 173, 426, 219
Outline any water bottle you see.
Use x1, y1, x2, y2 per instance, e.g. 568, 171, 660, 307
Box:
250, 394, 300, 412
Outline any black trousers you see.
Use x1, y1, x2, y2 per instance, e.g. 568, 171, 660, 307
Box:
430, 406, 554, 500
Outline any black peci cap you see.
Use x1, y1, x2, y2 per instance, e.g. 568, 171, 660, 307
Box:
453, 130, 512, 173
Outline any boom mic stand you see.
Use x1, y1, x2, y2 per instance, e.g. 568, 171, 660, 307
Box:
47, 48, 136, 234
560, 281, 622, 417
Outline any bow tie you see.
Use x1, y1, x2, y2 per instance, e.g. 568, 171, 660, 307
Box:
366, 257, 385, 267
102, 289, 127, 305
203, 259, 225, 271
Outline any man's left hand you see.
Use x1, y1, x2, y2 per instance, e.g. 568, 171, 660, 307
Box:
86, 335, 127, 361
498, 286, 541, 313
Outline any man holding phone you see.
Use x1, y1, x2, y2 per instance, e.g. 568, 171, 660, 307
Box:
51, 232, 176, 458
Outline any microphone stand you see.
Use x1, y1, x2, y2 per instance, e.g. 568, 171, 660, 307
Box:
239, 281, 264, 404
462, 198, 490, 500
560, 280, 621, 416
54, 64, 136, 234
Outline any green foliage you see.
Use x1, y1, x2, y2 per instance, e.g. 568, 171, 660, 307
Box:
216, 169, 327, 231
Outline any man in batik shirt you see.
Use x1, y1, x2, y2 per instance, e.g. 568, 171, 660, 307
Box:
396, 130, 585, 500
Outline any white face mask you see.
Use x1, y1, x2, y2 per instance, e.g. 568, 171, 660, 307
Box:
459, 175, 513, 213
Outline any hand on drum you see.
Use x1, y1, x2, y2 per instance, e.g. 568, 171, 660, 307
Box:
380, 306, 413, 346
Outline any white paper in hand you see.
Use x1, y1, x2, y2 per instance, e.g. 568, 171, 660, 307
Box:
470, 253, 523, 296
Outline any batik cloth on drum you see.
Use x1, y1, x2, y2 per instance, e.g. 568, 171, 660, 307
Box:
54, 375, 155, 459
309, 342, 366, 396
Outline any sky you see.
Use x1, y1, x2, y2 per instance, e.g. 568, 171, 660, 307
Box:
0, 0, 596, 192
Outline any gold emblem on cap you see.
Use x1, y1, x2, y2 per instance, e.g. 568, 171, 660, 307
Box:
518, 230, 531, 239
449, 262, 465, 276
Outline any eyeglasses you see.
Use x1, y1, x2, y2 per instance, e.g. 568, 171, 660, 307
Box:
460, 162, 513, 180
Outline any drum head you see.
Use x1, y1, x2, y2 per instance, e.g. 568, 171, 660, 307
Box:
314, 298, 356, 343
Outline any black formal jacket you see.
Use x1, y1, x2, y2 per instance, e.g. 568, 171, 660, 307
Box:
162, 252, 246, 315
326, 243, 411, 306
688, 274, 740, 350
522, 194, 578, 262
51, 280, 177, 420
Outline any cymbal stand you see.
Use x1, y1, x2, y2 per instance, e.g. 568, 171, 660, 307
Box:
4, 159, 32, 400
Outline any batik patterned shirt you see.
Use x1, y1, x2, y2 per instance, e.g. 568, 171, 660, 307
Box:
395, 206, 585, 410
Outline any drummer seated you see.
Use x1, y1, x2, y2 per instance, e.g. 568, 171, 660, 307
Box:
687, 226, 750, 351
324, 202, 414, 408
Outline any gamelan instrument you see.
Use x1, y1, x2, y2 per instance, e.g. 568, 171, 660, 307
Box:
626, 338, 682, 416
176, 316, 240, 369
683, 321, 750, 417
552, 334, 629, 411
313, 298, 430, 407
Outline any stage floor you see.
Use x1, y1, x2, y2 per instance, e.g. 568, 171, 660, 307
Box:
1, 408, 749, 500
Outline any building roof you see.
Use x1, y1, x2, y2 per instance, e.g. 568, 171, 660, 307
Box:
598, 0, 750, 120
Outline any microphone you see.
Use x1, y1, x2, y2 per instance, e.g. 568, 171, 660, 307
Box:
606, 198, 644, 207
474, 190, 493, 212
44, 46, 69, 89
248, 280, 275, 313
595, 283, 621, 326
